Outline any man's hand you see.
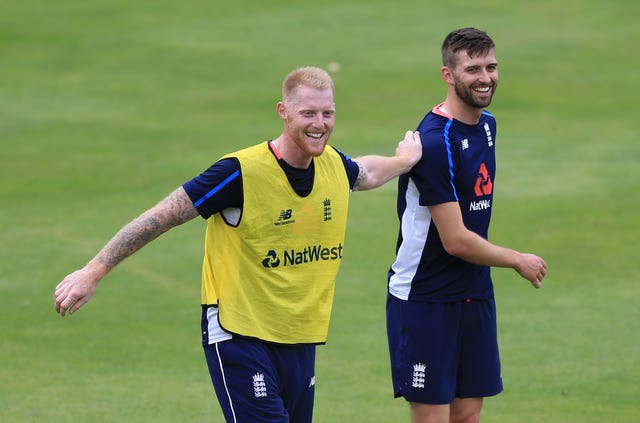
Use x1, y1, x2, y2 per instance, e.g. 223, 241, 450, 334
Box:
53, 186, 199, 317
395, 130, 422, 172
515, 253, 547, 288
54, 266, 103, 316
352, 131, 422, 191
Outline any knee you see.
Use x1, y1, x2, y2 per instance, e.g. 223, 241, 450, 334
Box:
450, 414, 480, 423
450, 398, 482, 423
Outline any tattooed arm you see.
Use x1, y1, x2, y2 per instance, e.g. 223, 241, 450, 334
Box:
54, 187, 199, 316
352, 131, 422, 191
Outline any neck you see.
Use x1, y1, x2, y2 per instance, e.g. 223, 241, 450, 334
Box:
441, 97, 483, 125
271, 136, 312, 169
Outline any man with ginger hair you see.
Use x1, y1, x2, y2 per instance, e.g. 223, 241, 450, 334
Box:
55, 66, 422, 422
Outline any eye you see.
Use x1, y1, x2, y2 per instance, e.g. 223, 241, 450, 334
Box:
323, 111, 335, 118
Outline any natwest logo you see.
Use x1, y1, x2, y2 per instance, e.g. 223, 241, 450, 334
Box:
261, 243, 344, 268
474, 162, 493, 197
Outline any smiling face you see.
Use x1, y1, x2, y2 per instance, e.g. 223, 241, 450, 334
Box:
439, 28, 498, 123
278, 85, 335, 162
448, 48, 498, 109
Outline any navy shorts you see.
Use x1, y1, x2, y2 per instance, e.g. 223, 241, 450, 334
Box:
386, 293, 503, 404
204, 337, 316, 423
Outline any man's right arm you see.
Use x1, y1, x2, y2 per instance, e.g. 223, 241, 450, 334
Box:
54, 186, 199, 316
429, 201, 547, 288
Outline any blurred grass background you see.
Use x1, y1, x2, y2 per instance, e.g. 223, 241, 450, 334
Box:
1, 0, 638, 421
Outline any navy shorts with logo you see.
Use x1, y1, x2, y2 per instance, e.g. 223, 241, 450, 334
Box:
386, 293, 503, 404
204, 337, 316, 423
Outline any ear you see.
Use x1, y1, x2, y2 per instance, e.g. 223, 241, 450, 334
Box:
441, 66, 454, 85
276, 101, 287, 120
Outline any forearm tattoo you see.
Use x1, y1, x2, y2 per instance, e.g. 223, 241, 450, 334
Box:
96, 188, 198, 269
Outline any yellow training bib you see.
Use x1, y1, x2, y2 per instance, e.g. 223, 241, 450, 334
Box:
200, 142, 350, 344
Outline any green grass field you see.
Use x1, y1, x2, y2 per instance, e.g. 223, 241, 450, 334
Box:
2, 0, 639, 421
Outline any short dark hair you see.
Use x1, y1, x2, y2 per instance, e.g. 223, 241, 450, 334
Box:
441, 28, 495, 68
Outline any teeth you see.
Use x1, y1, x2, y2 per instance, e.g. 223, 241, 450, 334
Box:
306, 133, 323, 139
475, 86, 490, 93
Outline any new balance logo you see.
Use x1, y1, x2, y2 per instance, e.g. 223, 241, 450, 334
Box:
279, 209, 293, 220
275, 208, 295, 226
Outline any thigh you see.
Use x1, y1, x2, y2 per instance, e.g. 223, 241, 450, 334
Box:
410, 402, 450, 423
457, 298, 503, 398
387, 294, 461, 404
277, 344, 316, 423
204, 338, 288, 423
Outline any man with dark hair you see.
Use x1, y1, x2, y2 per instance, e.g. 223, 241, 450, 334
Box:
386, 28, 547, 422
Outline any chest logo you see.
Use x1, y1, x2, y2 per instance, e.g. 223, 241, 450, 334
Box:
474, 162, 493, 196
484, 122, 494, 147
323, 198, 332, 221
262, 250, 281, 268
274, 208, 295, 226
261, 244, 344, 268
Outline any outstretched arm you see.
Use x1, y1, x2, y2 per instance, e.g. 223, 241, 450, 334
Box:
54, 186, 199, 316
353, 131, 422, 191
430, 201, 547, 288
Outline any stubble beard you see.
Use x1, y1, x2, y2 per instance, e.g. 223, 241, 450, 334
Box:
454, 78, 497, 109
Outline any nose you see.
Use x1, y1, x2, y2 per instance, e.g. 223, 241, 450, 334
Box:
479, 66, 497, 84
478, 68, 491, 83
313, 113, 325, 128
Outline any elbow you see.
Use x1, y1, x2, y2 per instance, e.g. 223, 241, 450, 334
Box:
441, 238, 469, 258
442, 243, 460, 257
355, 175, 384, 191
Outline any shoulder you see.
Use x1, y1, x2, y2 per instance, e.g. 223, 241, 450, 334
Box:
328, 146, 359, 189
417, 107, 451, 132
182, 157, 243, 216
479, 110, 497, 137
326, 146, 357, 174
327, 145, 351, 162
183, 157, 241, 196
480, 110, 497, 126
223, 141, 270, 160
189, 157, 240, 182
417, 108, 456, 146
481, 109, 495, 119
